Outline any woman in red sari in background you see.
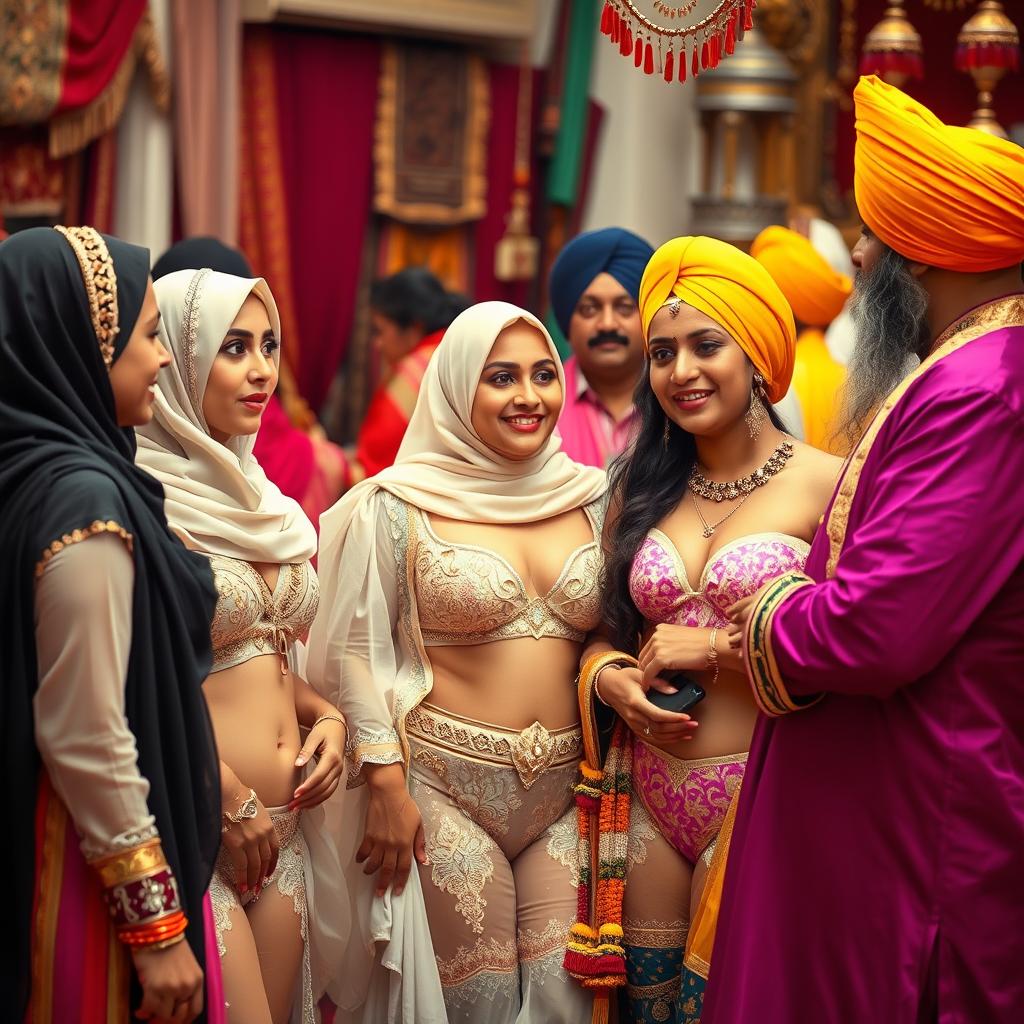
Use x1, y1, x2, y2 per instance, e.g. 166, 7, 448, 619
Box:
353, 267, 471, 481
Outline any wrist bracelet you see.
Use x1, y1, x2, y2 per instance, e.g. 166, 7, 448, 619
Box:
593, 661, 628, 706
310, 713, 346, 732
707, 628, 720, 686
134, 931, 187, 953
222, 787, 259, 833
89, 839, 186, 946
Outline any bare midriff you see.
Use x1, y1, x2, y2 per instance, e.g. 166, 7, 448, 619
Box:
643, 664, 755, 762
426, 636, 581, 731
204, 653, 302, 807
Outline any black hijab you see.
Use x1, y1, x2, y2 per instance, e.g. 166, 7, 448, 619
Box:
0, 228, 221, 1015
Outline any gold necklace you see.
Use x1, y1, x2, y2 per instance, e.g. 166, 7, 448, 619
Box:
689, 439, 794, 503
691, 489, 750, 539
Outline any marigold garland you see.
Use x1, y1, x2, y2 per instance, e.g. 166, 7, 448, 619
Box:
565, 649, 639, 1023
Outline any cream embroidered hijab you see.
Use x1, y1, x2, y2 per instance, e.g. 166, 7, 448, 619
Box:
307, 301, 606, 1019
136, 268, 316, 564
363, 299, 608, 520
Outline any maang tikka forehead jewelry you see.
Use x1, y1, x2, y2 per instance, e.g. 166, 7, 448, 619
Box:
667, 298, 681, 319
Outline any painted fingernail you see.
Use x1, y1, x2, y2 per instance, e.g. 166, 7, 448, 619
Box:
295, 755, 306, 766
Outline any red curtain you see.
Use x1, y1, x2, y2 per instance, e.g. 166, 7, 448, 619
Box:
57, 0, 146, 113
272, 28, 381, 410
834, 2, 1024, 195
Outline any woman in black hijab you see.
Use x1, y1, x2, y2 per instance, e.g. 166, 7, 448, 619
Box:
0, 227, 222, 1022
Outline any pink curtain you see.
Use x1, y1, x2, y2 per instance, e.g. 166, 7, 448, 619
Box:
171, 0, 240, 242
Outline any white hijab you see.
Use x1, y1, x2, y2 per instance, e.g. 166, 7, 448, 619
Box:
308, 301, 606, 1020
136, 268, 316, 564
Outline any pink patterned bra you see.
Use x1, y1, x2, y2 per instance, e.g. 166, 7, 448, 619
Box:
629, 530, 810, 629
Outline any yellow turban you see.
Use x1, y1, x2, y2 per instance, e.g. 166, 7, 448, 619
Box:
751, 225, 852, 329
854, 75, 1024, 273
639, 235, 796, 403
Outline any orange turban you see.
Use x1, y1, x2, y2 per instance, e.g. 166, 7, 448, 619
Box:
639, 235, 796, 403
854, 75, 1024, 273
751, 225, 852, 328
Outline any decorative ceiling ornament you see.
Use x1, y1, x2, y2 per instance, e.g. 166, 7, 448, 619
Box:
955, 0, 1019, 138
859, 1, 924, 88
598, 0, 755, 83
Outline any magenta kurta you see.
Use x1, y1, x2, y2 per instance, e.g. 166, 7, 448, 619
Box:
703, 303, 1024, 1023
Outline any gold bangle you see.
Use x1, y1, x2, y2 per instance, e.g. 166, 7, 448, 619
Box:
310, 713, 345, 731
708, 628, 720, 686
141, 932, 187, 952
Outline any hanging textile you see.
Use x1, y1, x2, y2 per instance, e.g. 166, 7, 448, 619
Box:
171, 0, 240, 243
0, 0, 169, 158
374, 41, 490, 225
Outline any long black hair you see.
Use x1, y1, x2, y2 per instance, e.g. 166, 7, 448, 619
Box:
370, 266, 471, 334
601, 366, 787, 653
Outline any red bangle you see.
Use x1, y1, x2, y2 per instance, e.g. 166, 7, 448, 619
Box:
118, 910, 189, 947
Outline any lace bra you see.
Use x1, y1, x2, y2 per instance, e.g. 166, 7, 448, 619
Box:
207, 554, 319, 673
629, 530, 809, 629
411, 501, 605, 646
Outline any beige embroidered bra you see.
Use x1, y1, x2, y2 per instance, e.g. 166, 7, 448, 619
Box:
207, 555, 319, 673
410, 501, 604, 646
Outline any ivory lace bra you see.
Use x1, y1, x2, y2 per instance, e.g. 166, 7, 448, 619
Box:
411, 501, 605, 646
207, 554, 319, 673
629, 530, 809, 629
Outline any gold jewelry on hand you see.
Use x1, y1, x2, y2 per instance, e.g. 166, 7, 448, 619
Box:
707, 628, 720, 686
310, 713, 346, 731
222, 788, 259, 833
579, 651, 639, 711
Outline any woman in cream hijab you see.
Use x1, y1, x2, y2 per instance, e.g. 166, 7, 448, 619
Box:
137, 269, 348, 1024
308, 301, 607, 1023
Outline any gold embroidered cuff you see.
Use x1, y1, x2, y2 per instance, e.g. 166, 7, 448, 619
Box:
35, 519, 134, 578
744, 572, 822, 717
345, 730, 404, 786
89, 837, 167, 888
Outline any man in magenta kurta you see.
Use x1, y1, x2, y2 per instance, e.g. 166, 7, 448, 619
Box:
704, 77, 1024, 1023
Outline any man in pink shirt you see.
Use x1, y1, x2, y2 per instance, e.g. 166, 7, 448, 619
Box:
549, 227, 653, 467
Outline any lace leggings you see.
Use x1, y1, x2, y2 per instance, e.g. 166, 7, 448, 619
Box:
406, 702, 593, 1024
208, 807, 314, 1023
621, 746, 746, 1024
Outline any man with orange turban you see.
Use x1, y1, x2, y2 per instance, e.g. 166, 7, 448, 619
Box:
705, 76, 1024, 1024
751, 225, 851, 452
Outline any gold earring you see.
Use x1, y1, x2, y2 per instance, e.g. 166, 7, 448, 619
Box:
745, 374, 767, 440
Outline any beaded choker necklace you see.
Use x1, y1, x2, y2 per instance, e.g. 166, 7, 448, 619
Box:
689, 439, 794, 503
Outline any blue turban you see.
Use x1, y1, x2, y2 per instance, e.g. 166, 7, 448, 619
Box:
548, 226, 654, 336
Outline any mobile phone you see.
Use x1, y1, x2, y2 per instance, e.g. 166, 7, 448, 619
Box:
644, 673, 706, 714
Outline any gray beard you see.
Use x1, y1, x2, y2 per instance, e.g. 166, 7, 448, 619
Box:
835, 245, 930, 448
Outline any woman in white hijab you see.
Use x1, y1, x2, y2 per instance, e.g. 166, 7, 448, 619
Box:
137, 269, 348, 1024
308, 301, 608, 1024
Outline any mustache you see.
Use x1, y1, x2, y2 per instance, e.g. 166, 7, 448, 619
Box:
587, 331, 630, 349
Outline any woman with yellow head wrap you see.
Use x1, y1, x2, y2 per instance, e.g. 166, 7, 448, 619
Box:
575, 236, 840, 1024
638, 234, 796, 403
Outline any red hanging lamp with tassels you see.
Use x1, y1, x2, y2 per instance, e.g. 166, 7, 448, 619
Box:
597, 0, 754, 84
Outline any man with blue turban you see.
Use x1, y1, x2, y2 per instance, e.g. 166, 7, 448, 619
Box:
548, 226, 653, 467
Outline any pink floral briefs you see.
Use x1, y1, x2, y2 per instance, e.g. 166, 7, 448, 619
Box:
633, 741, 747, 864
